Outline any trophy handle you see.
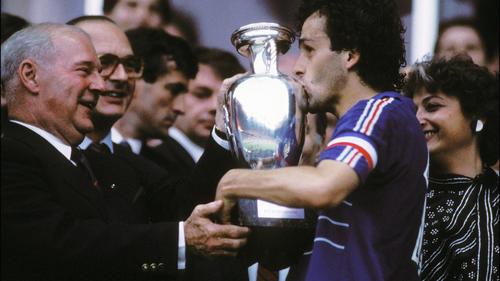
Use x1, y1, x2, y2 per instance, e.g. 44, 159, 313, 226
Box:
222, 104, 236, 158
262, 39, 278, 75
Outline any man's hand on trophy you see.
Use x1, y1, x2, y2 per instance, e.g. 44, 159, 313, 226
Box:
184, 200, 250, 257
215, 72, 249, 133
215, 169, 242, 224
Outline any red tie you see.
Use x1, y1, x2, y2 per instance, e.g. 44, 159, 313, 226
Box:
257, 264, 279, 281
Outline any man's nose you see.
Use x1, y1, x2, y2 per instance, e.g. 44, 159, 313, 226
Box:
173, 94, 185, 115
89, 71, 106, 93
109, 63, 128, 81
292, 55, 305, 79
208, 93, 218, 114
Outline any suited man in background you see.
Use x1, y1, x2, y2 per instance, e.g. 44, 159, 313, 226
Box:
147, 47, 245, 177
112, 27, 197, 158
68, 16, 190, 223
1, 23, 249, 281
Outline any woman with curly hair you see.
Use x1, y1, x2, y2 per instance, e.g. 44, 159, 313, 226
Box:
404, 55, 499, 281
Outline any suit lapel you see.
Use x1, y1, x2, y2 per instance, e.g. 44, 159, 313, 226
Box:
55, 157, 109, 219
4, 122, 109, 219
166, 136, 197, 168
143, 136, 196, 170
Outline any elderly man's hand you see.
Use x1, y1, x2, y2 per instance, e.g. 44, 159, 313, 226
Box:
184, 200, 249, 257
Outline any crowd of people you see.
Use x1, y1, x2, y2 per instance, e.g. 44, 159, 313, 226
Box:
1, 0, 498, 281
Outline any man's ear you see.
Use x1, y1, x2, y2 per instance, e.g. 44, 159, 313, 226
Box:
345, 50, 360, 70
18, 59, 40, 94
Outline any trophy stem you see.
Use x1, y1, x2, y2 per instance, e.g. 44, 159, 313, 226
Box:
249, 38, 279, 75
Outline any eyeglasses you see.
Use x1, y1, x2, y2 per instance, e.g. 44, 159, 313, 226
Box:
98, 54, 144, 79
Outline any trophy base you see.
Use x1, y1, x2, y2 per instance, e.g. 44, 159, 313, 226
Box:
238, 198, 317, 228
236, 199, 317, 270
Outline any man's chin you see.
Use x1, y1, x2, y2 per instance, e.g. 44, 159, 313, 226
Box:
189, 130, 211, 145
66, 124, 93, 146
199, 130, 212, 140
96, 112, 123, 120
79, 122, 95, 135
95, 106, 126, 117
148, 129, 170, 140
200, 125, 214, 134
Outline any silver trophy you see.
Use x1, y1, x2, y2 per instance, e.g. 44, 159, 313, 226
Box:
223, 22, 316, 269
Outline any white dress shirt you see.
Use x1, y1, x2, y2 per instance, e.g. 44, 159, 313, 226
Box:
11, 120, 74, 165
79, 132, 115, 153
110, 127, 143, 155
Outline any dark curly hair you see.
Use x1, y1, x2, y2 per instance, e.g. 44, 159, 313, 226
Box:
125, 27, 198, 83
404, 55, 499, 166
297, 0, 406, 92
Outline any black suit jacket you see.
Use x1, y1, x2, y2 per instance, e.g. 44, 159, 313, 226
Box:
82, 144, 181, 224
140, 136, 195, 178
1, 121, 235, 281
139, 136, 250, 281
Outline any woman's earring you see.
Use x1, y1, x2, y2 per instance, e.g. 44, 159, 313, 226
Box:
475, 120, 484, 132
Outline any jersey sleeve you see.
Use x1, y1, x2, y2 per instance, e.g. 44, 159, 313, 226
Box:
318, 97, 396, 183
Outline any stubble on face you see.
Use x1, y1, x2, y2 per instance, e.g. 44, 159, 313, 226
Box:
297, 13, 347, 114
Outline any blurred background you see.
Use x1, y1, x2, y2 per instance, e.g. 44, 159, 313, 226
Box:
1, 0, 498, 71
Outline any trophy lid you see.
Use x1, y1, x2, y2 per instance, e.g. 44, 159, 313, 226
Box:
231, 22, 295, 57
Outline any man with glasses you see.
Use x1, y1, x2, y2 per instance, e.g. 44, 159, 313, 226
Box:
64, 16, 249, 280
68, 16, 141, 142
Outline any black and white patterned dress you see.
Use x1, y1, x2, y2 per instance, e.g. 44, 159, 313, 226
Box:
421, 168, 499, 281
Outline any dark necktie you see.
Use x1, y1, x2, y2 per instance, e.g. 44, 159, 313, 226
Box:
257, 264, 279, 281
119, 140, 133, 153
87, 142, 111, 154
71, 147, 100, 190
